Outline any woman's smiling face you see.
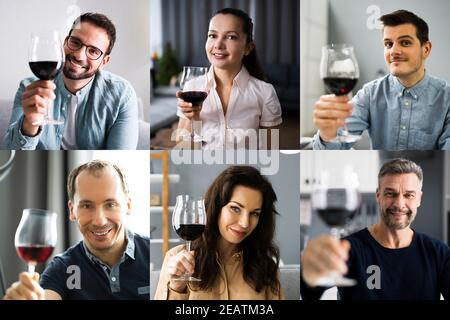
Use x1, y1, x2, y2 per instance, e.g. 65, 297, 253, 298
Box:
218, 185, 262, 247
205, 13, 254, 72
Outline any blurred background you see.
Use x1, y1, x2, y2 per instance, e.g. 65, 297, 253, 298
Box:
0, 0, 150, 149
149, 0, 300, 149
300, 0, 450, 144
0, 150, 149, 295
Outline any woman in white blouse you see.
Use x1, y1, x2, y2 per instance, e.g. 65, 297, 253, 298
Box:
176, 8, 283, 149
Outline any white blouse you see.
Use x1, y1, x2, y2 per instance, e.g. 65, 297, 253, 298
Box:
177, 66, 283, 149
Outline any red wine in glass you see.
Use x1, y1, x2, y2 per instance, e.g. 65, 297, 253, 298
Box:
15, 208, 57, 274
172, 195, 206, 282
175, 224, 205, 241
29, 31, 65, 126
179, 91, 208, 107
180, 66, 209, 143
320, 44, 360, 142
16, 245, 55, 265
29, 61, 62, 80
322, 78, 358, 96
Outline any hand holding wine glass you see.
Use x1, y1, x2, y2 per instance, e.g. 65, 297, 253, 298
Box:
177, 66, 209, 142
26, 31, 64, 129
315, 44, 360, 143
310, 166, 360, 287
171, 195, 206, 283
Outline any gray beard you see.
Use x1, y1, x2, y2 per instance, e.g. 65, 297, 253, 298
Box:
381, 208, 416, 230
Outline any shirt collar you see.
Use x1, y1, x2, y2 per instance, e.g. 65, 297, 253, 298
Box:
391, 71, 430, 100
209, 65, 250, 94
82, 229, 136, 265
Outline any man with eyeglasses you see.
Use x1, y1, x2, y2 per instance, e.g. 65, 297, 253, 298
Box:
2, 13, 139, 150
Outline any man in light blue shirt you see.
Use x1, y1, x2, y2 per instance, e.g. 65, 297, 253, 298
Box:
312, 10, 450, 150
2, 13, 138, 150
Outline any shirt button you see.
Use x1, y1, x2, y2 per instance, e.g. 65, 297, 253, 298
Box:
67, 94, 70, 98
414, 95, 418, 99
404, 101, 409, 106
111, 277, 116, 282
401, 125, 406, 130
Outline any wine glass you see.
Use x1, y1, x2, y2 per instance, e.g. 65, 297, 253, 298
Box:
320, 44, 360, 143
29, 31, 65, 126
172, 195, 206, 281
179, 66, 209, 143
311, 166, 360, 287
15, 208, 57, 274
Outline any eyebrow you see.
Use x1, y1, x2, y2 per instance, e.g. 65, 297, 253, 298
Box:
78, 198, 119, 204
230, 201, 261, 211
384, 35, 415, 41
384, 188, 416, 194
208, 30, 240, 34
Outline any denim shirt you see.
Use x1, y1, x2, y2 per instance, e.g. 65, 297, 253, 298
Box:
313, 73, 450, 150
2, 70, 138, 150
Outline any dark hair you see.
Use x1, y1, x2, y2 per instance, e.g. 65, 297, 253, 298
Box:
213, 8, 267, 81
67, 160, 129, 201
192, 166, 280, 294
379, 10, 429, 45
378, 158, 423, 187
69, 12, 116, 55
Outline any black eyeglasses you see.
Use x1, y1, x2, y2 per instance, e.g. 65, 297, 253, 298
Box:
65, 36, 105, 60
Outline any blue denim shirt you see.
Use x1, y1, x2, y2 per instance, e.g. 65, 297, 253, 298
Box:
2, 70, 138, 150
313, 73, 450, 150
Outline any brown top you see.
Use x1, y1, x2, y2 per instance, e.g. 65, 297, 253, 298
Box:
153, 245, 284, 300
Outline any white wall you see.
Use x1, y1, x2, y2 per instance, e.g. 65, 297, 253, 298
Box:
0, 0, 150, 121
300, 0, 328, 137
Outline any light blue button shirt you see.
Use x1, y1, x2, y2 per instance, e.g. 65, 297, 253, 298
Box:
2, 70, 138, 150
313, 73, 450, 150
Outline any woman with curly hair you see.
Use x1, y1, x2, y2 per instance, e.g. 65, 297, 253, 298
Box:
154, 165, 283, 299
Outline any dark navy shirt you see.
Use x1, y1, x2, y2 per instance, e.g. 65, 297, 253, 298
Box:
40, 230, 149, 300
301, 228, 450, 300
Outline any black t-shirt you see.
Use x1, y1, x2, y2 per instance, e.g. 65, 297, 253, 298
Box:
301, 228, 450, 300
40, 231, 149, 300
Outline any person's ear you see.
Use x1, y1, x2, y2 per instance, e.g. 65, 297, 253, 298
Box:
68, 200, 76, 221
99, 54, 111, 69
244, 42, 255, 56
422, 41, 432, 59
126, 197, 132, 216
375, 188, 381, 203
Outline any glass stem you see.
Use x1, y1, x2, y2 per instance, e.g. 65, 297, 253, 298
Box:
28, 263, 35, 274
186, 240, 192, 252
330, 227, 340, 239
190, 121, 195, 139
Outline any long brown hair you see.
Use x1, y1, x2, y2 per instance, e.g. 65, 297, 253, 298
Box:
192, 166, 280, 294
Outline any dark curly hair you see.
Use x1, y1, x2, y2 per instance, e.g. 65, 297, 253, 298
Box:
192, 165, 280, 294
